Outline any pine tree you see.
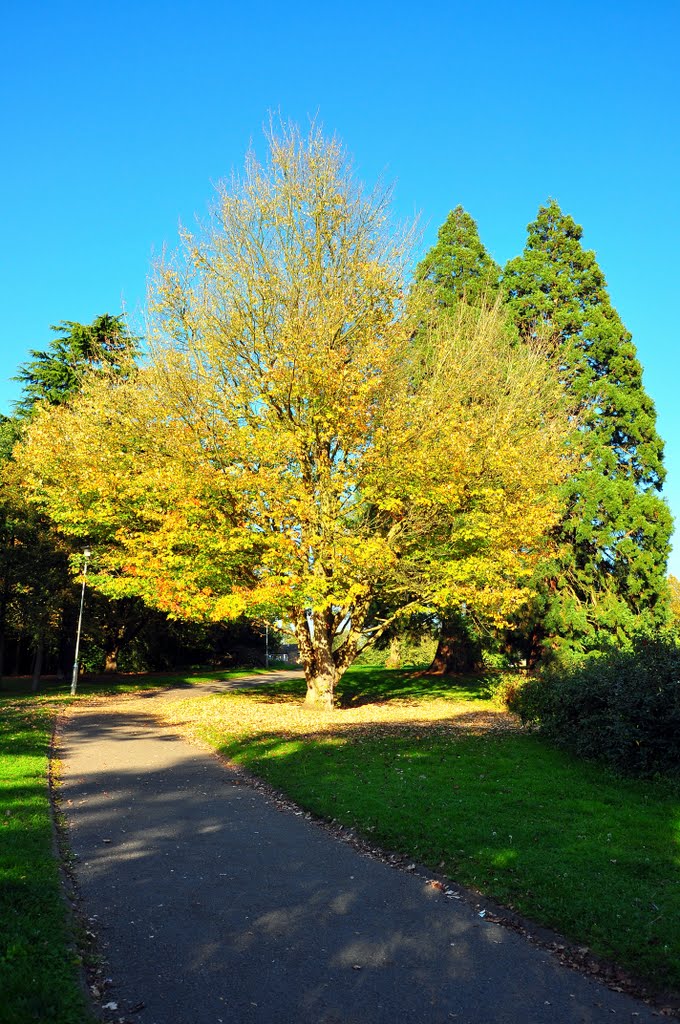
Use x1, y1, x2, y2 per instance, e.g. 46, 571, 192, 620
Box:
415, 207, 501, 672
502, 200, 672, 658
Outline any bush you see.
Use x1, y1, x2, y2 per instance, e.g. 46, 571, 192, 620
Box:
481, 671, 531, 708
508, 631, 680, 775
354, 635, 437, 669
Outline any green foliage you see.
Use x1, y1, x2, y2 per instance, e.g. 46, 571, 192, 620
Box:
415, 205, 500, 307
0, 417, 21, 462
509, 631, 680, 775
14, 313, 138, 417
502, 200, 672, 658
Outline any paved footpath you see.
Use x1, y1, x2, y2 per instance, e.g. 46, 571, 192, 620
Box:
58, 674, 662, 1024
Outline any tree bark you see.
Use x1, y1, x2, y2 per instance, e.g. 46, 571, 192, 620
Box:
525, 625, 544, 670
429, 614, 482, 674
293, 588, 372, 708
104, 646, 120, 674
31, 635, 45, 692
295, 611, 338, 708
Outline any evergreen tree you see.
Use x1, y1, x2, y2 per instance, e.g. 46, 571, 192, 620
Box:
415, 205, 500, 307
14, 313, 138, 416
415, 208, 501, 672
502, 200, 672, 658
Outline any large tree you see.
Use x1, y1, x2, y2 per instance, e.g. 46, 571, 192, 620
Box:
415, 205, 500, 308
502, 200, 672, 659
414, 207, 502, 673
16, 127, 574, 706
14, 313, 138, 416
0, 314, 142, 682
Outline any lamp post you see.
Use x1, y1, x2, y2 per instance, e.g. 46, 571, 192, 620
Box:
71, 547, 91, 696
265, 623, 270, 669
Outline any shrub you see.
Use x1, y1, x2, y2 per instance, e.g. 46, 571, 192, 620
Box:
481, 671, 531, 708
508, 631, 680, 775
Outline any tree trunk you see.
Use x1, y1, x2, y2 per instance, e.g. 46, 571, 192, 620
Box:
104, 645, 120, 673
429, 613, 482, 674
294, 610, 342, 709
304, 666, 336, 709
525, 625, 544, 670
31, 636, 45, 692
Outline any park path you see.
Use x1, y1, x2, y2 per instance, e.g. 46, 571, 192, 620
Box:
57, 673, 661, 1024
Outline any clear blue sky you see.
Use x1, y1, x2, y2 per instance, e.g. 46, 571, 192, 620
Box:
2, 1, 679, 569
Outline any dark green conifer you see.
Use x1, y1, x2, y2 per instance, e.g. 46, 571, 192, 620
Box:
14, 313, 138, 416
503, 200, 672, 658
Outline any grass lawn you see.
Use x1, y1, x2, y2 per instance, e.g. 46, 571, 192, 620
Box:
0, 695, 92, 1024
0, 665, 283, 1024
163, 666, 680, 995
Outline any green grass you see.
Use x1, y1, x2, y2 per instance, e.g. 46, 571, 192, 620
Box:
0, 696, 92, 1024
5, 662, 677, 1008
179, 666, 680, 994
0, 664, 269, 698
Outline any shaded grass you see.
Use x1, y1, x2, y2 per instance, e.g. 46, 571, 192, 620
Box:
0, 665, 269, 698
166, 665, 680, 994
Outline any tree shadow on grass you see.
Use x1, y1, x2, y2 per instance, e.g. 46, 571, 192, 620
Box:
209, 667, 499, 709
337, 668, 497, 707
59, 709, 667, 1023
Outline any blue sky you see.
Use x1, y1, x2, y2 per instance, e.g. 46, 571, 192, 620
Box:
2, 0, 679, 569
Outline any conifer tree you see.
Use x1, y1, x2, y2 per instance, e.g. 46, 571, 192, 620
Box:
14, 313, 138, 416
415, 205, 500, 307
3, 313, 140, 681
502, 200, 672, 659
414, 207, 501, 672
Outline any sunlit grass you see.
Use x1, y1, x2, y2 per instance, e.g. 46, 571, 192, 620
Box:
0, 698, 93, 1024
164, 665, 680, 994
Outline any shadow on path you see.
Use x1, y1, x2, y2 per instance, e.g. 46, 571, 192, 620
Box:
57, 690, 663, 1024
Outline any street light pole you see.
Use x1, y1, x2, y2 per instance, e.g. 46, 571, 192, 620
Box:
71, 548, 91, 696
265, 623, 270, 669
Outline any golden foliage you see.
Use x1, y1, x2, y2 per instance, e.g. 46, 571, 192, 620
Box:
14, 123, 576, 697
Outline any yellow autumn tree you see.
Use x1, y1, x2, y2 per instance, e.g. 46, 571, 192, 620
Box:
15, 124, 575, 707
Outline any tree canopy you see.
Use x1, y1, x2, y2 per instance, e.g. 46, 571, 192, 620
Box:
415, 205, 500, 308
413, 206, 502, 673
502, 200, 672, 658
14, 314, 138, 417
16, 127, 575, 705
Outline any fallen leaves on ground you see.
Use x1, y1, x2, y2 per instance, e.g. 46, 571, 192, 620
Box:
156, 688, 519, 746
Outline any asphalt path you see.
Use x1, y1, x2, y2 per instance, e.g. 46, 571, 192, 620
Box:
57, 673, 662, 1024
